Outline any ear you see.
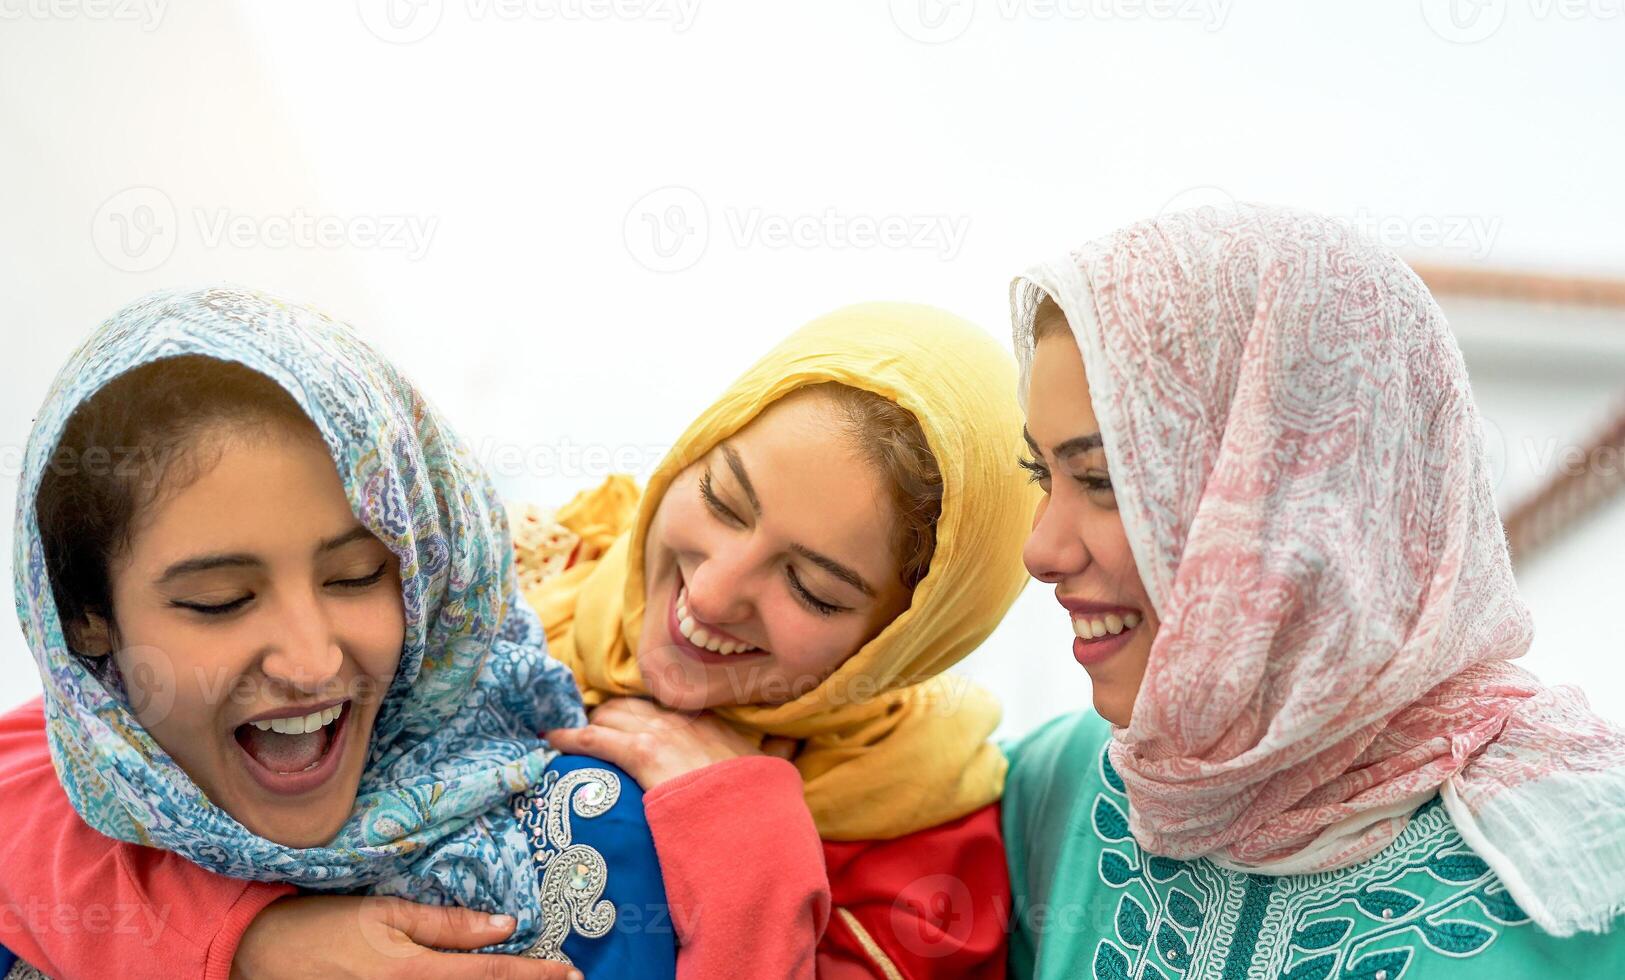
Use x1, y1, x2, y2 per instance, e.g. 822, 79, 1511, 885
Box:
66, 613, 116, 657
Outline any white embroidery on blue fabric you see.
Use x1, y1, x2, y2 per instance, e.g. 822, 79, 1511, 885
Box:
513, 767, 622, 964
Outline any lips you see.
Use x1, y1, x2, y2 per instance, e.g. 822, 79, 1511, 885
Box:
663, 573, 769, 665
233, 700, 352, 796
1060, 596, 1145, 668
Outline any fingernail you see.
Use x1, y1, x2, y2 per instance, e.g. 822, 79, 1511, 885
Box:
569, 971, 584, 980
489, 913, 515, 929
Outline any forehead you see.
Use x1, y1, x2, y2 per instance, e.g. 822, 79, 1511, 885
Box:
727, 391, 900, 575
1026, 333, 1100, 444
123, 429, 357, 567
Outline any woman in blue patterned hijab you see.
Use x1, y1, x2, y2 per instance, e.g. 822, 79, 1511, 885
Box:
8, 285, 673, 973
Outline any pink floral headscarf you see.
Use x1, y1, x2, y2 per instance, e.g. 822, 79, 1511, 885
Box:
1012, 204, 1625, 936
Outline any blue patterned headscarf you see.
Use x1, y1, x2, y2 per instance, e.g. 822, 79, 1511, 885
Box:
13, 286, 588, 906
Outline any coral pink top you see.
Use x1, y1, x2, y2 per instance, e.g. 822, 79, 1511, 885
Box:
0, 697, 1008, 978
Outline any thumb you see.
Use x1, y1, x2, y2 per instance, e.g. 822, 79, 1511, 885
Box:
370, 896, 520, 951
761, 736, 800, 761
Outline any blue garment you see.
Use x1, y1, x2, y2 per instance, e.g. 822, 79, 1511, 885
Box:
526, 755, 677, 975
10, 285, 673, 967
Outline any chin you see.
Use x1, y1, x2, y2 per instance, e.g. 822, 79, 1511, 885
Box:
636, 649, 716, 711
1092, 689, 1135, 728
255, 813, 348, 849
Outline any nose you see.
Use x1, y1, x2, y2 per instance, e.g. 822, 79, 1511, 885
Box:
259, 589, 345, 696
1023, 492, 1092, 585
683, 544, 758, 626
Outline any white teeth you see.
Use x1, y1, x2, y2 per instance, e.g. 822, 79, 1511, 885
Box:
675, 586, 758, 655
1073, 612, 1141, 641
249, 704, 343, 735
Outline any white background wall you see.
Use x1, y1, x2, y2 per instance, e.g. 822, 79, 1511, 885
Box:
2, 1, 1622, 736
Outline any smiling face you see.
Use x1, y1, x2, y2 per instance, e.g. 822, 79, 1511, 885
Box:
636, 388, 915, 710
75, 423, 404, 847
1020, 299, 1159, 726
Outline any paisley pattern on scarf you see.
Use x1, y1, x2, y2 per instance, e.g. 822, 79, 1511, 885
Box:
1012, 205, 1625, 935
11, 286, 595, 951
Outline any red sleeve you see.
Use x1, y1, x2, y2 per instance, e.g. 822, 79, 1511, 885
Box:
644, 754, 1011, 979
0, 697, 294, 980
644, 755, 831, 980
820, 805, 1011, 979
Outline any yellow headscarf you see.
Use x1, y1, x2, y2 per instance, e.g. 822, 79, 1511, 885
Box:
532, 303, 1035, 841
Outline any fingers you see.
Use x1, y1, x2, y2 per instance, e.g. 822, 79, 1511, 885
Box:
406, 951, 584, 980
370, 896, 519, 951
589, 697, 696, 733
544, 724, 648, 773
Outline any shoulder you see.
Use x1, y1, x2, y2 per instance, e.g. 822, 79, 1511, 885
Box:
824, 803, 1008, 900
513, 754, 677, 973
1000, 710, 1114, 809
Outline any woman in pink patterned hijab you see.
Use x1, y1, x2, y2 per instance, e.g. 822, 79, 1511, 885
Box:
1002, 204, 1625, 979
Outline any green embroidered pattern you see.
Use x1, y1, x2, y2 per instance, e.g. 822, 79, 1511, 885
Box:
1089, 748, 1529, 980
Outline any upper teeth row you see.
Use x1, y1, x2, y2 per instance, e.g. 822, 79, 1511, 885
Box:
249, 704, 343, 734
677, 588, 758, 655
1073, 612, 1142, 639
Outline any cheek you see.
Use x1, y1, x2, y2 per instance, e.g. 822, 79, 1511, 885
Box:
345, 587, 406, 679
759, 593, 864, 678
108, 608, 231, 732
1097, 522, 1151, 603
648, 488, 711, 560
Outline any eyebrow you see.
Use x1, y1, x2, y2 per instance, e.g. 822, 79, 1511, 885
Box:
714, 443, 877, 599
720, 443, 762, 515
155, 524, 376, 585
791, 544, 877, 598
1023, 426, 1104, 458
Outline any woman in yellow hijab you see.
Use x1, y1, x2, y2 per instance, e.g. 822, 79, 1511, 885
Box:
539, 302, 1033, 978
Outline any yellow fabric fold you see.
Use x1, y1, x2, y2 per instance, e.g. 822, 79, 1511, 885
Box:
536, 303, 1036, 840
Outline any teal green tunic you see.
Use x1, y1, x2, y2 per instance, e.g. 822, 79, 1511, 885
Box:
1002, 711, 1625, 979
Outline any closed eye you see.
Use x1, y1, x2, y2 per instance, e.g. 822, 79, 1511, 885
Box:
171, 595, 252, 616
700, 469, 746, 526
329, 561, 390, 589
1018, 454, 1050, 485
787, 565, 845, 616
